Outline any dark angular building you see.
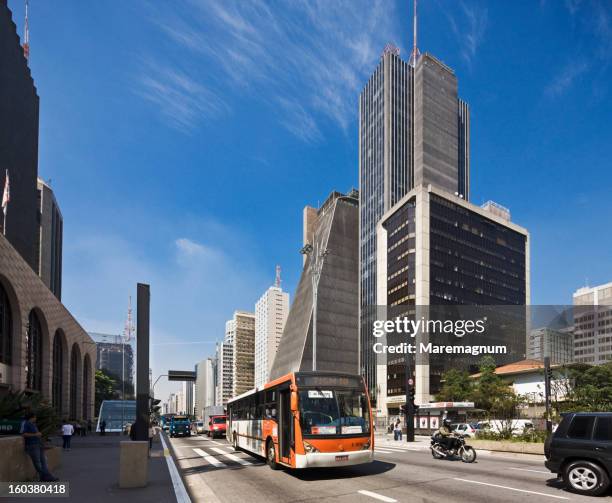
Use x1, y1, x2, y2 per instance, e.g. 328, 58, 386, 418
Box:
359, 47, 470, 400
0, 0, 40, 271
37, 178, 63, 299
270, 190, 359, 379
375, 184, 529, 416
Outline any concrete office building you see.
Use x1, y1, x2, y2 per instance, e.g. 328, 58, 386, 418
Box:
91, 334, 134, 390
195, 357, 216, 418
573, 282, 612, 364
254, 281, 289, 387
229, 311, 255, 397
36, 178, 63, 299
375, 184, 529, 417
0, 2, 94, 420
216, 336, 233, 406
270, 190, 359, 379
359, 46, 471, 400
527, 327, 574, 365
182, 381, 194, 416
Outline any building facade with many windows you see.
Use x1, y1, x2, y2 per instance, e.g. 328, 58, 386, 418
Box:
254, 284, 289, 388
573, 282, 612, 364
359, 48, 470, 401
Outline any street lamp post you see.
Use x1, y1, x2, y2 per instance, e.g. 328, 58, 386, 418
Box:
300, 240, 330, 372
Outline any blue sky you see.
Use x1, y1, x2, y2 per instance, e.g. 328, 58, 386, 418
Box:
8, 0, 612, 399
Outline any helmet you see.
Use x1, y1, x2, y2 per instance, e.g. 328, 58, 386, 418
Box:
443, 418, 452, 428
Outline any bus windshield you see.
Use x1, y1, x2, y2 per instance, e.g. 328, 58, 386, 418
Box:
299, 388, 370, 436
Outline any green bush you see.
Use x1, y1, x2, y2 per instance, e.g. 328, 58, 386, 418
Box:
475, 428, 547, 443
0, 390, 60, 439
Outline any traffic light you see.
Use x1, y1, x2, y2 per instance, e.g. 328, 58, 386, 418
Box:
408, 387, 415, 400
413, 404, 420, 414
150, 397, 161, 416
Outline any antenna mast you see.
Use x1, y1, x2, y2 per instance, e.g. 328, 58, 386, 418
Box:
22, 0, 30, 60
275, 265, 282, 288
409, 0, 420, 67
123, 296, 134, 343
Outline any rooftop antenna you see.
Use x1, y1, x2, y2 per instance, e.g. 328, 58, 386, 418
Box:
275, 265, 282, 288
123, 296, 134, 342
409, 0, 420, 67
22, 0, 30, 60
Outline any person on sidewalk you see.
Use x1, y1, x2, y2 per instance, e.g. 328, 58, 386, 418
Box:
61, 419, 74, 450
22, 413, 58, 482
100, 420, 106, 436
149, 424, 155, 449
394, 419, 402, 441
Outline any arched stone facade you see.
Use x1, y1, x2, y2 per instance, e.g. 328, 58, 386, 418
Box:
0, 234, 96, 420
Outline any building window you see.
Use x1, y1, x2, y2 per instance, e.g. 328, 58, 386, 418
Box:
0, 283, 12, 365
52, 331, 64, 412
26, 310, 43, 391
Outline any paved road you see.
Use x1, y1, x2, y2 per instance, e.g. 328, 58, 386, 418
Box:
166, 433, 610, 503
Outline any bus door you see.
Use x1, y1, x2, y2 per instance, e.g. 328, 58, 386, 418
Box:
279, 387, 292, 462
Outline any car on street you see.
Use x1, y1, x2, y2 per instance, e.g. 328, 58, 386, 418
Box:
193, 421, 205, 434
451, 423, 477, 437
208, 415, 226, 438
169, 415, 191, 438
545, 412, 612, 496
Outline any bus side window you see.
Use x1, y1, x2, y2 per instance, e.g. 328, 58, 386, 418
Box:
265, 390, 277, 420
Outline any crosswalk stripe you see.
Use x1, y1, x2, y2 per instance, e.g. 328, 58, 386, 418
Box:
210, 447, 253, 465
193, 448, 227, 467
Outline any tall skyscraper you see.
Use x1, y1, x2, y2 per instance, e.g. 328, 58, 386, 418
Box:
182, 381, 194, 416
573, 282, 612, 364
36, 178, 63, 299
195, 357, 216, 418
254, 270, 289, 387
230, 311, 255, 397
216, 325, 234, 406
359, 42, 470, 399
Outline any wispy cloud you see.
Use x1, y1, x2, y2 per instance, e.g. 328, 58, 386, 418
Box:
445, 1, 488, 66
136, 61, 228, 133
141, 0, 399, 141
545, 61, 589, 97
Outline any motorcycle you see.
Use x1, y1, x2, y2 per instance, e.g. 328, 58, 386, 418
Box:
430, 433, 477, 463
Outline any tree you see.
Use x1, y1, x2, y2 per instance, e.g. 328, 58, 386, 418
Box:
560, 362, 612, 412
95, 369, 118, 412
435, 369, 473, 401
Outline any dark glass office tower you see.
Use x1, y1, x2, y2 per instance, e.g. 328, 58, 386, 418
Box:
358, 48, 470, 401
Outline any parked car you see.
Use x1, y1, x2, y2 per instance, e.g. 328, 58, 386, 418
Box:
545, 412, 612, 496
451, 423, 477, 438
477, 419, 534, 436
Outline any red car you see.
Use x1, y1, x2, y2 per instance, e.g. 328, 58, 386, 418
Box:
208, 415, 227, 438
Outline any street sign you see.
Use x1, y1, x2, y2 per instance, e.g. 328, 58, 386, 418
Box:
168, 370, 196, 381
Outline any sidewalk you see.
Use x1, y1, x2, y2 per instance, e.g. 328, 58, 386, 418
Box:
17, 433, 178, 503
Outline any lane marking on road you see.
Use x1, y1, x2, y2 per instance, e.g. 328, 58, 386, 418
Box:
209, 447, 253, 465
509, 467, 551, 474
374, 449, 395, 454
159, 434, 192, 503
357, 490, 397, 502
453, 478, 569, 500
193, 448, 227, 467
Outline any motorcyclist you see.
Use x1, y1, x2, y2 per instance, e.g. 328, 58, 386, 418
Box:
436, 418, 459, 453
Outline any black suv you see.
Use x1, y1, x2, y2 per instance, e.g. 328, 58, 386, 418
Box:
545, 412, 612, 496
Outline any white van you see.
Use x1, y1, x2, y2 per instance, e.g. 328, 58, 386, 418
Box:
477, 419, 534, 436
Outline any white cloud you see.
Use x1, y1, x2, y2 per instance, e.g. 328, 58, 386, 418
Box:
142, 0, 400, 141
445, 1, 488, 66
545, 62, 589, 98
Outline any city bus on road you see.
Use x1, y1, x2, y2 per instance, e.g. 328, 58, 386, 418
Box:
227, 371, 373, 469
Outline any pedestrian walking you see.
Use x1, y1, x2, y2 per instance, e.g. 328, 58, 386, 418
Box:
61, 419, 74, 450
394, 418, 402, 441
100, 420, 106, 436
149, 424, 155, 450
22, 413, 58, 482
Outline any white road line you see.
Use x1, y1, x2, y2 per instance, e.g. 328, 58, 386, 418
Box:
159, 434, 192, 503
509, 467, 551, 474
375, 449, 395, 454
193, 448, 227, 467
453, 478, 569, 500
210, 447, 253, 465
357, 490, 397, 502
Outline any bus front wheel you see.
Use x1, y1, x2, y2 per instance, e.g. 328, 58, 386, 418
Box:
266, 439, 279, 470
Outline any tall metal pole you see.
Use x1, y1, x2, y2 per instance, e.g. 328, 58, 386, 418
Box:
135, 283, 150, 441
544, 356, 552, 434
405, 354, 415, 442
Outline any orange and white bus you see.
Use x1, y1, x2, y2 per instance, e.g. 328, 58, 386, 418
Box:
226, 371, 374, 469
